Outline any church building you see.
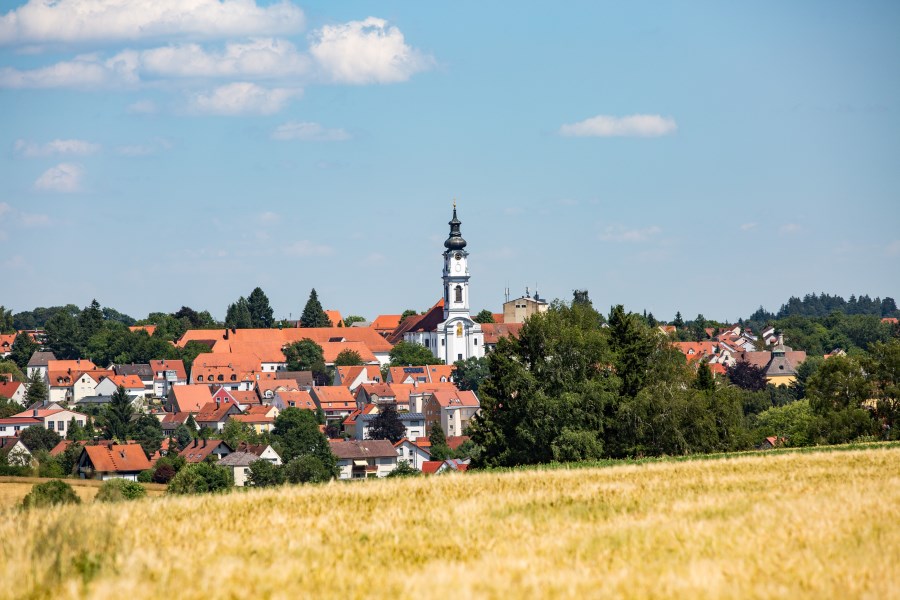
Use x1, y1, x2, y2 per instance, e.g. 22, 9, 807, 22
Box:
394, 207, 484, 363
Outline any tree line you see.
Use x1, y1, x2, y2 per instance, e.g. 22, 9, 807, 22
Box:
467, 298, 900, 468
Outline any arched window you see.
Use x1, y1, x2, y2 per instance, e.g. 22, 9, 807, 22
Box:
230, 374, 237, 381
197, 375, 204, 382
455, 285, 463, 303
217, 374, 224, 381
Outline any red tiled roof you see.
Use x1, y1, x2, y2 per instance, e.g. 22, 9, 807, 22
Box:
276, 390, 317, 410
170, 385, 214, 412
149, 359, 187, 380
82, 444, 151, 473
480, 322, 523, 345
129, 325, 157, 336
106, 374, 145, 389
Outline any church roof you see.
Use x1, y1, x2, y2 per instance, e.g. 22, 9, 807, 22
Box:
387, 299, 445, 343
444, 206, 467, 250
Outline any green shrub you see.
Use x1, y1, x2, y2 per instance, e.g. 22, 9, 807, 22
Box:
21, 480, 81, 509
95, 478, 147, 503
137, 469, 153, 483
167, 462, 233, 495
283, 455, 332, 484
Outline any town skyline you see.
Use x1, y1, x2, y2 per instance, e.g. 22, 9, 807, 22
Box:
1, 1, 898, 321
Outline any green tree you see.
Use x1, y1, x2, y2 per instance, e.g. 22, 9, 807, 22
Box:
453, 356, 489, 393
805, 355, 876, 444
132, 414, 164, 458
387, 461, 420, 477
246, 459, 284, 487
673, 312, 684, 328
225, 297, 253, 329
25, 371, 49, 405
754, 399, 815, 446
865, 339, 900, 437
300, 289, 331, 328
428, 422, 452, 461
283, 339, 328, 382
78, 299, 105, 343
0, 360, 25, 383
66, 417, 88, 441
474, 309, 495, 324
334, 349, 364, 367
10, 332, 39, 370
389, 341, 442, 367
103, 385, 134, 441
283, 455, 333, 484
469, 300, 619, 467
20, 425, 62, 453
0, 305, 14, 333
44, 310, 82, 359
167, 462, 233, 494
272, 407, 338, 476
343, 315, 366, 327
221, 418, 257, 449
247, 287, 275, 328
21, 480, 80, 509
694, 362, 715, 391
0, 396, 21, 418
173, 424, 193, 450
400, 309, 418, 321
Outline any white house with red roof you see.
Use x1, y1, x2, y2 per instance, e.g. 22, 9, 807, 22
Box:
422, 389, 480, 438
7, 404, 88, 437
394, 438, 431, 470
150, 359, 188, 397
0, 381, 26, 405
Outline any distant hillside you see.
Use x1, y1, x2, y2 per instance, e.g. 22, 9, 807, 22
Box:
747, 292, 899, 324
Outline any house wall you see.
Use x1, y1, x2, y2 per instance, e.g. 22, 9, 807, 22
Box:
72, 375, 99, 403
231, 465, 250, 487
43, 411, 87, 436
100, 472, 140, 482
49, 386, 70, 404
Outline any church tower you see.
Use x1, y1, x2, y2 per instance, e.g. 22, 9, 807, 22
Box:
443, 204, 470, 320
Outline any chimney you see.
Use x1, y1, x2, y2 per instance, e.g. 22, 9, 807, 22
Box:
33, 408, 38, 417
777, 332, 784, 346
193, 437, 198, 448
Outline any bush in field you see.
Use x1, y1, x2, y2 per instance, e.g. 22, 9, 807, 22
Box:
95, 478, 147, 503
137, 469, 153, 483
167, 462, 233, 495
152, 462, 177, 484
21, 480, 81, 509
284, 455, 332, 484
246, 459, 283, 487
386, 461, 419, 478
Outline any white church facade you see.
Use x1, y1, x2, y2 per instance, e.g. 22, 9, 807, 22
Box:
402, 207, 484, 363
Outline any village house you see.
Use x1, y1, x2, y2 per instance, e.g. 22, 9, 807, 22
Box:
218, 452, 260, 487
95, 374, 147, 400
393, 438, 431, 470
272, 390, 317, 411
71, 369, 115, 403
77, 444, 152, 481
178, 439, 232, 464
26, 351, 56, 380
169, 385, 214, 413
0, 380, 27, 405
422, 389, 480, 437
195, 399, 243, 432
310, 386, 356, 423
0, 334, 15, 358
0, 436, 35, 467
149, 359, 188, 398
333, 365, 382, 391
355, 406, 427, 442
8, 403, 88, 438
113, 363, 154, 393
421, 458, 471, 475
329, 439, 398, 479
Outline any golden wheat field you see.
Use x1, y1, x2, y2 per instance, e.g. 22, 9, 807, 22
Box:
1, 448, 899, 600
0, 477, 167, 508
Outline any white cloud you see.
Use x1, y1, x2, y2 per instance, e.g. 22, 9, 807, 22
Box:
0, 50, 139, 89
740, 222, 757, 231
14, 138, 100, 157
141, 38, 309, 79
272, 121, 350, 141
779, 223, 801, 235
309, 17, 434, 84
127, 100, 158, 114
259, 211, 280, 224
190, 82, 300, 115
0, 0, 305, 46
282, 240, 333, 257
599, 224, 662, 242
363, 252, 386, 266
34, 163, 83, 192
886, 240, 900, 257
20, 212, 50, 227
0, 202, 10, 217
560, 114, 677, 138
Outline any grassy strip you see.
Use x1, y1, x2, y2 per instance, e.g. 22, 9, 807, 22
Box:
0, 476, 166, 491
480, 439, 900, 473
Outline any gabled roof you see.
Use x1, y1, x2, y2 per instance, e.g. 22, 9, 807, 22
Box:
175, 327, 393, 354
324, 310, 344, 328
129, 325, 157, 336
149, 359, 187, 380
371, 314, 403, 333
387, 300, 445, 343
195, 400, 241, 423
311, 386, 354, 404
218, 451, 260, 467
0, 381, 25, 398
114, 363, 153, 380
27, 351, 56, 368
275, 390, 317, 410
429, 389, 480, 408
228, 389, 260, 405
170, 385, 214, 413
0, 334, 15, 351
178, 439, 232, 463
480, 322, 524, 346
104, 374, 145, 389
82, 444, 151, 473
47, 359, 97, 373
277, 370, 315, 386
329, 439, 397, 459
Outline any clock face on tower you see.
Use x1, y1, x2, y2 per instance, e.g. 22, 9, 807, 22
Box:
454, 264, 461, 272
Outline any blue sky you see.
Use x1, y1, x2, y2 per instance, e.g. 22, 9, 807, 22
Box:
1, 0, 898, 324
